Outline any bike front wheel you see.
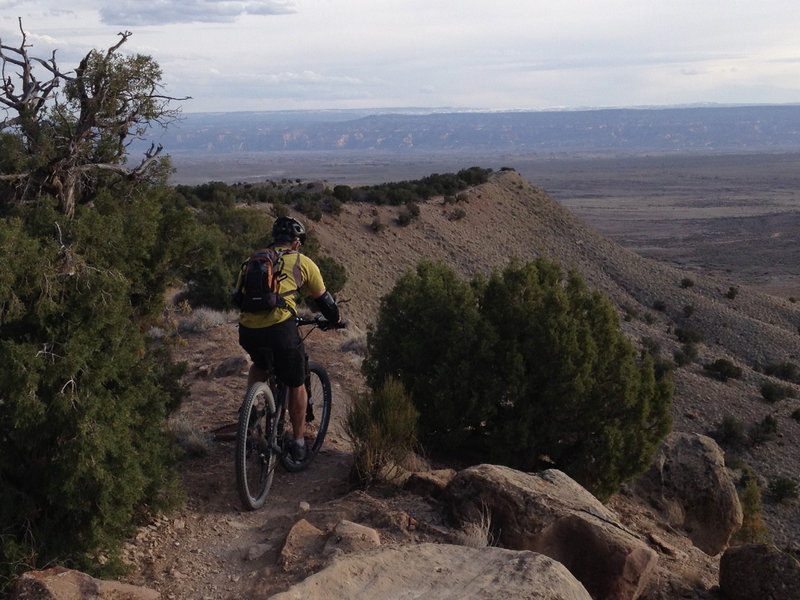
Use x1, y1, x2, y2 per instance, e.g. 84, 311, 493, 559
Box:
280, 361, 332, 473
235, 382, 278, 510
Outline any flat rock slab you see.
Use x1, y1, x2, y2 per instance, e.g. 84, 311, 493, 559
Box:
268, 542, 592, 600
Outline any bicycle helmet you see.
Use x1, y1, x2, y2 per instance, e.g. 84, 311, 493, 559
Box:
272, 216, 306, 245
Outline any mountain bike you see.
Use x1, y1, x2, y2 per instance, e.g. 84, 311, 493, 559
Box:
235, 314, 345, 510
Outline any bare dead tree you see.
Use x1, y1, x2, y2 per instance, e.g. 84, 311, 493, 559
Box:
0, 19, 189, 217
0, 18, 63, 131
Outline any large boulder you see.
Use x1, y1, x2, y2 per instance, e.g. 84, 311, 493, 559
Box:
11, 566, 159, 600
719, 543, 800, 599
634, 432, 742, 555
444, 465, 657, 600
268, 542, 592, 600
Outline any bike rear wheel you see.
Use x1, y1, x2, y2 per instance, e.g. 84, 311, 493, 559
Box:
235, 382, 278, 510
280, 361, 332, 472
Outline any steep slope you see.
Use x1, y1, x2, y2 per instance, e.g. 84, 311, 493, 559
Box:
313, 169, 800, 364
308, 168, 800, 546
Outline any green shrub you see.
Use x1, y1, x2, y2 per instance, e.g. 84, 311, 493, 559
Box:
711, 415, 747, 448
294, 193, 323, 221
640, 337, 661, 356
726, 286, 739, 299
344, 377, 419, 487
396, 200, 420, 226
370, 217, 384, 232
450, 208, 467, 221
457, 166, 492, 185
792, 408, 800, 422
732, 474, 770, 544
326, 196, 343, 216
396, 209, 413, 226
682, 304, 695, 318
764, 361, 799, 382
675, 327, 703, 344
355, 168, 491, 205
622, 304, 639, 322
640, 338, 674, 379
673, 343, 698, 367
332, 185, 353, 202
749, 415, 778, 446
0, 194, 188, 587
768, 476, 798, 503
652, 299, 667, 311
363, 258, 673, 501
704, 358, 742, 382
680, 277, 695, 289
760, 381, 796, 403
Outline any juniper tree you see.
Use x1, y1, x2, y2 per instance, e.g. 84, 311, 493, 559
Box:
0, 25, 196, 589
363, 257, 673, 501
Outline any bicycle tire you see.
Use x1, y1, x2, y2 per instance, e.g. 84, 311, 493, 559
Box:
280, 361, 332, 473
235, 382, 278, 510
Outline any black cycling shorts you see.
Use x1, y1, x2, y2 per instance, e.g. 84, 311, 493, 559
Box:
238, 318, 306, 388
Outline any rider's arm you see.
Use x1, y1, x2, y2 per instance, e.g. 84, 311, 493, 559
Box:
301, 255, 341, 324
312, 289, 340, 324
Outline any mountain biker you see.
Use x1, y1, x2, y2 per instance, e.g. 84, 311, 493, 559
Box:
235, 216, 342, 462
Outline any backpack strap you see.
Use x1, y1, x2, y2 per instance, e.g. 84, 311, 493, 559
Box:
272, 249, 303, 317
290, 252, 303, 288
275, 250, 303, 289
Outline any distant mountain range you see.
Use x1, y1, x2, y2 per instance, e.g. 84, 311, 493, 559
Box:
140, 104, 800, 157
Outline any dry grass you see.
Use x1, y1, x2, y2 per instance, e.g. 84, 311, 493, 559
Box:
453, 503, 495, 549
178, 307, 235, 334
339, 327, 368, 356
344, 378, 419, 487
168, 414, 213, 457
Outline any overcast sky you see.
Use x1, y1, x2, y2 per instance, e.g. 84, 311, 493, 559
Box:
2, 0, 799, 114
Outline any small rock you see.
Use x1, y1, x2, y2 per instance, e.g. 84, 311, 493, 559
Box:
246, 543, 271, 561
322, 520, 381, 557
648, 532, 679, 556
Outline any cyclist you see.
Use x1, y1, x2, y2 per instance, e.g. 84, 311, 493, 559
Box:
236, 216, 342, 462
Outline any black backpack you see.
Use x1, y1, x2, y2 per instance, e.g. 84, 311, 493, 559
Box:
232, 248, 292, 313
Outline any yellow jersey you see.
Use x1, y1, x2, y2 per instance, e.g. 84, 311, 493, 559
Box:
238, 250, 326, 329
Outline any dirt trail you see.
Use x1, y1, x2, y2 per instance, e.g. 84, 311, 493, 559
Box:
121, 317, 364, 599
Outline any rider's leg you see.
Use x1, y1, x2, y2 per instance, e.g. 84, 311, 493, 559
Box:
288, 384, 307, 441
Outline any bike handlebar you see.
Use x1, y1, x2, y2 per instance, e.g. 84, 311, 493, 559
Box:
295, 314, 347, 331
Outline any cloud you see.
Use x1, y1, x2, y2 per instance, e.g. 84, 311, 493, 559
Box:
99, 0, 296, 26
262, 70, 361, 85
767, 56, 800, 64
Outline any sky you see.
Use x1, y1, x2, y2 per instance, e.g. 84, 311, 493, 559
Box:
2, 0, 800, 114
